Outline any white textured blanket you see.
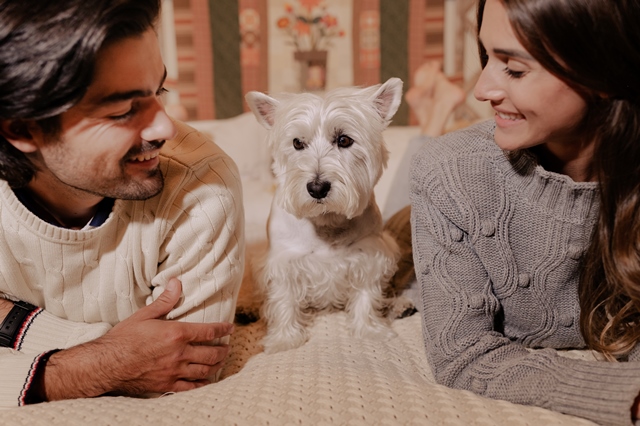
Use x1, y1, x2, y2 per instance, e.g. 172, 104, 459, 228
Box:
3, 118, 597, 425
6, 313, 594, 425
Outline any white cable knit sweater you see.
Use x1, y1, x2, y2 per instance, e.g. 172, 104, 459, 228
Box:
0, 121, 244, 407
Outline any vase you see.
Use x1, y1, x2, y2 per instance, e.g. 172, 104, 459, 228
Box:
294, 50, 328, 91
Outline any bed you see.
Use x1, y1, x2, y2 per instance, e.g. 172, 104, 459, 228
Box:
6, 113, 596, 426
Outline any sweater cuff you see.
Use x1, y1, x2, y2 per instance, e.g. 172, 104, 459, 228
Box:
20, 349, 61, 405
0, 350, 53, 407
549, 355, 640, 426
18, 309, 112, 353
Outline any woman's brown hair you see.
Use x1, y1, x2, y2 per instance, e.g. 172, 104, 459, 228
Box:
477, 0, 640, 360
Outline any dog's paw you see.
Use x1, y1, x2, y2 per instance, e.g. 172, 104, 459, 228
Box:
351, 317, 397, 341
386, 295, 417, 319
262, 327, 308, 354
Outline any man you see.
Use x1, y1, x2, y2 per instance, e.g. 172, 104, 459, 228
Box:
0, 0, 244, 406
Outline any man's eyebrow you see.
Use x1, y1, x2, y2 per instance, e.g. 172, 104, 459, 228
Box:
95, 67, 168, 105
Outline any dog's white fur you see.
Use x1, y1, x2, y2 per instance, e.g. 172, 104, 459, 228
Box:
245, 78, 404, 354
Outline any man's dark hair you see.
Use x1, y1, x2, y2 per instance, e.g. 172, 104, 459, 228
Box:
0, 0, 161, 187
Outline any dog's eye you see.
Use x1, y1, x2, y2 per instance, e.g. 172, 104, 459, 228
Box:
336, 135, 354, 148
293, 138, 305, 150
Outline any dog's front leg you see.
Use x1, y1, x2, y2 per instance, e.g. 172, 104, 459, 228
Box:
345, 248, 398, 340
260, 272, 310, 354
347, 289, 396, 340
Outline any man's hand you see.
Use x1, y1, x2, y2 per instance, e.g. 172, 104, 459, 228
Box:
38, 278, 234, 401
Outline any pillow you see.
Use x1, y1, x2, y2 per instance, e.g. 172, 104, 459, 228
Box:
188, 112, 272, 182
378, 128, 423, 221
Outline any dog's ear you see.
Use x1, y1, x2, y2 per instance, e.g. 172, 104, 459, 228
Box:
245, 91, 279, 130
371, 78, 403, 122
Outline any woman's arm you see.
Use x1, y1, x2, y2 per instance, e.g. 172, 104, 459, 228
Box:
410, 140, 640, 426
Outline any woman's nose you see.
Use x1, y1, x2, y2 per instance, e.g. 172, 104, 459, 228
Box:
473, 64, 504, 104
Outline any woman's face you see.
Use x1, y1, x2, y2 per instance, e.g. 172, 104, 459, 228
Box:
473, 0, 588, 153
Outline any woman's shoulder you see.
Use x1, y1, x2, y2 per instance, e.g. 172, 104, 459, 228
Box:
412, 120, 498, 169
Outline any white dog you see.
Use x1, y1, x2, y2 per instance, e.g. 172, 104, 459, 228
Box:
244, 78, 407, 354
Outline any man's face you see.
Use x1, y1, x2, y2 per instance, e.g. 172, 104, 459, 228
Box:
30, 28, 176, 200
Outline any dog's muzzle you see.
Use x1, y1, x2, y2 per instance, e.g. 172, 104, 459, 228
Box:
307, 179, 331, 199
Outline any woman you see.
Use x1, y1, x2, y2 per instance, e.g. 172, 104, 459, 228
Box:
409, 0, 640, 424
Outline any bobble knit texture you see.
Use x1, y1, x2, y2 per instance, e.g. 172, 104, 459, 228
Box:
0, 121, 244, 407
410, 120, 640, 426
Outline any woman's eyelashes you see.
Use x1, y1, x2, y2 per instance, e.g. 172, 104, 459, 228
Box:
503, 67, 526, 79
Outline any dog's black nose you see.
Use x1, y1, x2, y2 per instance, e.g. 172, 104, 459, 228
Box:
307, 180, 331, 199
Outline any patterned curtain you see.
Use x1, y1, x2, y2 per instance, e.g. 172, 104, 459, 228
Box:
165, 0, 454, 124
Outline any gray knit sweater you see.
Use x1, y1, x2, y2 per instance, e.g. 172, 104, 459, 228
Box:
409, 120, 640, 426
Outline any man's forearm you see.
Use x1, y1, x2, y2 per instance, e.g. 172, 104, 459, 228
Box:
34, 280, 232, 402
0, 298, 14, 322
38, 342, 113, 401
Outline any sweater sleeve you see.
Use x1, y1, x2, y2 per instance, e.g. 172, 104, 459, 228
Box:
410, 150, 640, 426
0, 306, 110, 407
0, 269, 113, 409
12, 307, 111, 354
0, 348, 50, 406
151, 148, 244, 344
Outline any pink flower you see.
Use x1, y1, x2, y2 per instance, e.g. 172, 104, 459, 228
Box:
298, 0, 322, 12
277, 17, 290, 28
321, 14, 338, 28
294, 21, 311, 35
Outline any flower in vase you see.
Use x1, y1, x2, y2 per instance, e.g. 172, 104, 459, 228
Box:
278, 1, 345, 52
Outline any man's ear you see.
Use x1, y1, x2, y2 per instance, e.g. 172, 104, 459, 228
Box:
0, 120, 38, 153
